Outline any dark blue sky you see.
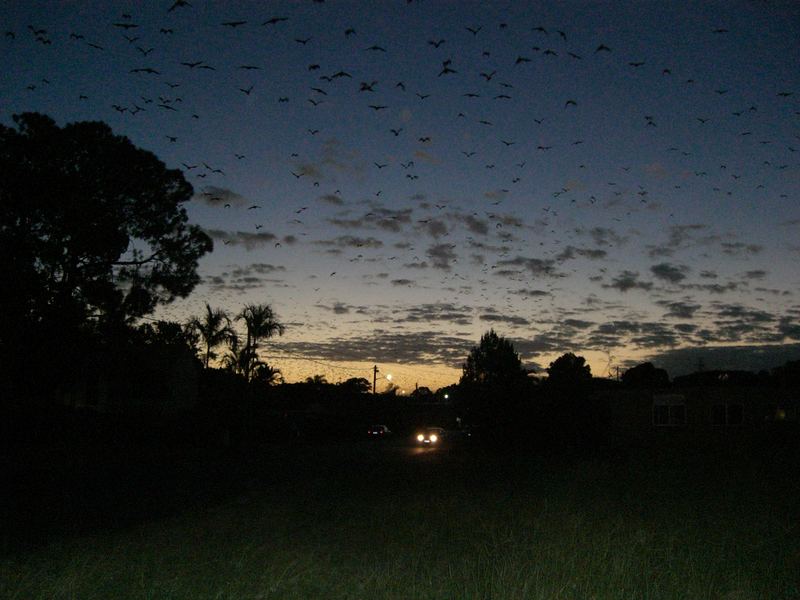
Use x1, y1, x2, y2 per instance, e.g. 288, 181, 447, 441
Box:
3, 1, 799, 388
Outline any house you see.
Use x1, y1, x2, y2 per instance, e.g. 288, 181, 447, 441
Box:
60, 343, 199, 417
594, 374, 798, 446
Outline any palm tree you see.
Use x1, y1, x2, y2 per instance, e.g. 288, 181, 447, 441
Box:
220, 332, 247, 374
252, 363, 283, 386
234, 303, 285, 381
190, 304, 235, 368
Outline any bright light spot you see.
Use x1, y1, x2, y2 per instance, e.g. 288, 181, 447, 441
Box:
430, 434, 438, 442
417, 434, 424, 442
386, 373, 393, 381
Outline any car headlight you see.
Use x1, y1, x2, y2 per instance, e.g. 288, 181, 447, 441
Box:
429, 434, 438, 442
417, 434, 424, 442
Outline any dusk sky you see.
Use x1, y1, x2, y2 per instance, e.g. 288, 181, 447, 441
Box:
3, 1, 799, 390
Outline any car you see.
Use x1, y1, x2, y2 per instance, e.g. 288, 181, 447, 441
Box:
367, 424, 391, 437
415, 427, 446, 445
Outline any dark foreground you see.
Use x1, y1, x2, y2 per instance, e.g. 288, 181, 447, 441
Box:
2, 433, 799, 599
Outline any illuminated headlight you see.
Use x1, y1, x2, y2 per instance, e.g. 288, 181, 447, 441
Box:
417, 434, 424, 442
429, 434, 438, 442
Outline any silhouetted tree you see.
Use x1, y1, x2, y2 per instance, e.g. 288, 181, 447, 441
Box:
0, 113, 211, 406
190, 304, 235, 368
339, 377, 371, 394
459, 330, 530, 430
251, 362, 283, 386
137, 319, 199, 356
221, 333, 249, 376
546, 352, 592, 386
621, 362, 669, 388
305, 374, 328, 385
225, 303, 285, 382
0, 113, 212, 333
460, 329, 527, 386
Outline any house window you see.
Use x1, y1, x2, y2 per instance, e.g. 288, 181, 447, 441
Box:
711, 403, 743, 426
653, 394, 686, 426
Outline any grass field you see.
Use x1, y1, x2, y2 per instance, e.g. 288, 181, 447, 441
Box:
2, 440, 799, 599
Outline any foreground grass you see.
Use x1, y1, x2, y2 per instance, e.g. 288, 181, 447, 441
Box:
2, 443, 798, 599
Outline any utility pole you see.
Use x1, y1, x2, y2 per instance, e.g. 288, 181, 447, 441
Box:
373, 364, 379, 395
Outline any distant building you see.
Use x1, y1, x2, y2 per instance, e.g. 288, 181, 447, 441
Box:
59, 344, 199, 416
595, 375, 798, 445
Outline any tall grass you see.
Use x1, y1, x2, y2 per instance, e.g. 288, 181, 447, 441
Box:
2, 443, 798, 599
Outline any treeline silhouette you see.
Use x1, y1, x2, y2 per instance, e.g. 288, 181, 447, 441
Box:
2, 113, 798, 550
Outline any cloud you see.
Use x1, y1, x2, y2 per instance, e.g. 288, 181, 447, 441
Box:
194, 186, 248, 208
420, 219, 449, 238
276, 330, 474, 367
778, 317, 800, 340
294, 162, 324, 179
681, 281, 740, 294
510, 288, 551, 298
427, 243, 457, 270
233, 263, 286, 276
646, 343, 800, 378
479, 313, 531, 326
332, 302, 351, 314
318, 193, 345, 205
400, 303, 473, 325
743, 270, 767, 280
650, 262, 690, 283
371, 207, 413, 232
314, 235, 384, 249
721, 242, 763, 256
603, 270, 653, 292
713, 302, 775, 323
646, 224, 717, 257
204, 229, 277, 250
658, 300, 701, 319
495, 256, 558, 277
203, 263, 288, 293
403, 260, 429, 269
464, 214, 489, 235
562, 319, 595, 329
556, 246, 608, 261
580, 227, 628, 246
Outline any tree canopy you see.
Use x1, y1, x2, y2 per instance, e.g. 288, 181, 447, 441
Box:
621, 362, 669, 388
339, 377, 371, 394
460, 329, 528, 387
222, 303, 285, 382
190, 304, 235, 369
0, 113, 212, 335
546, 352, 592, 386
